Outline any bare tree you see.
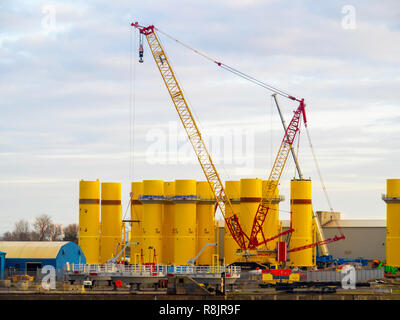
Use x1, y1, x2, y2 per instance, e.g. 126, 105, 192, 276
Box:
13, 220, 31, 241
49, 224, 64, 241
63, 224, 79, 244
1, 220, 31, 241
30, 231, 40, 241
1, 231, 14, 241
33, 214, 53, 241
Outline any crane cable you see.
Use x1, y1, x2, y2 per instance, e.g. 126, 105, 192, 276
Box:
305, 126, 334, 212
155, 27, 295, 100
156, 26, 339, 226
123, 26, 137, 222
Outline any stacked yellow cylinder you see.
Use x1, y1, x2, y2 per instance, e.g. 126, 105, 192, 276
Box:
163, 181, 175, 265
100, 182, 122, 263
262, 180, 280, 251
289, 179, 314, 267
240, 178, 262, 263
142, 180, 164, 264
240, 179, 262, 237
224, 181, 241, 265
196, 181, 216, 265
172, 180, 197, 265
130, 182, 143, 264
384, 179, 400, 267
79, 180, 100, 264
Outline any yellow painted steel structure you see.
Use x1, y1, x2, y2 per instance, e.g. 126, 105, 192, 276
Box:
163, 181, 175, 265
240, 179, 262, 237
130, 182, 143, 264
133, 24, 247, 250
79, 179, 100, 264
224, 181, 241, 265
99, 182, 122, 263
383, 179, 400, 267
142, 180, 164, 264
240, 179, 263, 263
196, 181, 216, 265
172, 180, 197, 265
289, 179, 314, 267
262, 180, 280, 250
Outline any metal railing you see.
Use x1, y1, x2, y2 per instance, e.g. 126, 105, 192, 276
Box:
65, 264, 241, 277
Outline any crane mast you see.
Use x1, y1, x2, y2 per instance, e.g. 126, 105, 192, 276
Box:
131, 23, 248, 250
248, 99, 305, 249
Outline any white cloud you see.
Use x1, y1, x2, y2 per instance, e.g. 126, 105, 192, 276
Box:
0, 0, 399, 235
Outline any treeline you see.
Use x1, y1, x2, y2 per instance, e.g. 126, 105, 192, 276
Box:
0, 214, 78, 244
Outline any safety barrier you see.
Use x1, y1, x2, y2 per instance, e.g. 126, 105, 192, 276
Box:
66, 264, 241, 277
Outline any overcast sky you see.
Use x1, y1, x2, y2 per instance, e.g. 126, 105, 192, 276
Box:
1, 1, 399, 235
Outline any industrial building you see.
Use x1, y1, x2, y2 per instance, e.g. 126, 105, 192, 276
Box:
0, 241, 86, 274
0, 251, 5, 280
284, 218, 386, 261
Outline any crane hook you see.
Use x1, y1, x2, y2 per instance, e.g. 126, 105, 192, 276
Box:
139, 33, 144, 63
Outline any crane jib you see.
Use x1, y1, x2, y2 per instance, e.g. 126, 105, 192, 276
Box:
131, 21, 309, 253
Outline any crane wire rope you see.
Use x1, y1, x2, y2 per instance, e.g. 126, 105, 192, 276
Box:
123, 27, 137, 222
156, 27, 302, 227
305, 126, 334, 212
157, 28, 337, 217
155, 27, 295, 100
157, 29, 243, 220
294, 117, 302, 180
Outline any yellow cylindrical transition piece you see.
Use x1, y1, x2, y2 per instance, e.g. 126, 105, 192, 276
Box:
240, 178, 263, 263
163, 181, 175, 265
384, 179, 400, 267
130, 182, 143, 264
100, 182, 122, 264
240, 179, 262, 237
142, 180, 164, 264
172, 180, 197, 265
262, 180, 280, 251
224, 181, 241, 265
79, 180, 100, 264
289, 179, 314, 267
196, 181, 216, 265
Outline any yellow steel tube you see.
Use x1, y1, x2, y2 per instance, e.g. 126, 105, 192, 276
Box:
196, 181, 216, 265
385, 179, 400, 267
224, 181, 241, 265
100, 182, 122, 263
289, 179, 314, 267
130, 182, 143, 264
163, 181, 175, 265
173, 180, 197, 265
79, 179, 100, 264
240, 178, 262, 263
142, 180, 164, 264
262, 180, 280, 251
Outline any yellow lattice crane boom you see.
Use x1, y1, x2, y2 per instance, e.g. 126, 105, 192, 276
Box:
131, 22, 248, 250
131, 22, 310, 254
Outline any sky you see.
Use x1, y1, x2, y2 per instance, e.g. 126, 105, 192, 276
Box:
1, 0, 399, 235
